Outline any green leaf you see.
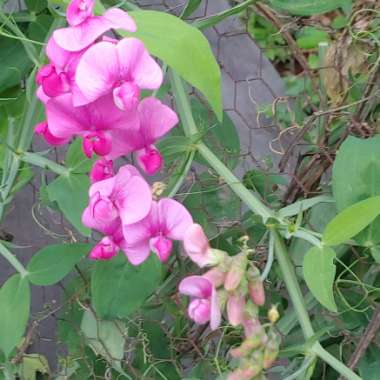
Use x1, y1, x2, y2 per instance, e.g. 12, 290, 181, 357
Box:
80, 309, 126, 364
47, 174, 90, 236
27, 243, 91, 285
296, 27, 330, 49
25, 0, 47, 13
269, 0, 351, 16
66, 139, 94, 173
182, 0, 202, 18
303, 246, 337, 312
0, 274, 30, 357
332, 135, 380, 246
124, 11, 222, 120
91, 254, 162, 319
0, 37, 32, 92
323, 196, 380, 246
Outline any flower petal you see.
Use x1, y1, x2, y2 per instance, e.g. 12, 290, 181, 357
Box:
158, 198, 193, 241
116, 38, 162, 89
210, 288, 222, 330
120, 240, 151, 266
179, 275, 212, 298
102, 8, 136, 32
75, 41, 118, 103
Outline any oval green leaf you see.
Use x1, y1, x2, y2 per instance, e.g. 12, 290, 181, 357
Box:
27, 243, 91, 285
303, 246, 337, 312
269, 0, 350, 16
0, 274, 30, 357
323, 196, 380, 246
91, 254, 162, 319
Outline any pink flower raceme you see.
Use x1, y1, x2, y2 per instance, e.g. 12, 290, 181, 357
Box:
75, 38, 162, 108
179, 275, 221, 329
82, 165, 152, 235
117, 97, 179, 175
53, 0, 136, 53
122, 198, 193, 265
44, 93, 138, 158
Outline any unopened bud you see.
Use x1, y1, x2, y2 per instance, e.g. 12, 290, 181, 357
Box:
268, 305, 280, 324
247, 266, 265, 306
203, 266, 226, 287
230, 336, 263, 358
224, 253, 247, 291
152, 182, 167, 199
228, 358, 262, 380
227, 294, 246, 327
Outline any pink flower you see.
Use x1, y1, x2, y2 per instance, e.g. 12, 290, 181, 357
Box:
90, 159, 114, 183
53, 0, 136, 53
89, 236, 118, 260
179, 275, 221, 330
183, 224, 225, 267
45, 93, 138, 158
82, 165, 152, 235
115, 97, 178, 175
34, 121, 69, 146
75, 38, 162, 107
122, 198, 193, 265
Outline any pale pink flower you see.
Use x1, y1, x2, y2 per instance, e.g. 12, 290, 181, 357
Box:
179, 275, 221, 330
75, 38, 162, 107
224, 253, 247, 291
122, 199, 193, 265
45, 93, 138, 158
89, 159, 114, 183
82, 165, 152, 235
114, 97, 178, 175
89, 236, 118, 260
53, 0, 136, 53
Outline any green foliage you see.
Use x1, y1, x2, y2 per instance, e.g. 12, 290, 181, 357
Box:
0, 274, 30, 357
182, 0, 202, 18
296, 27, 330, 49
91, 254, 162, 319
268, 0, 351, 16
303, 246, 337, 312
27, 243, 91, 285
47, 174, 91, 236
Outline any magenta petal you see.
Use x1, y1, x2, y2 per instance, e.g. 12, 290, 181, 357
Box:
188, 299, 211, 325
35, 121, 69, 146
158, 198, 193, 241
210, 288, 222, 330
118, 176, 152, 225
75, 41, 118, 103
136, 146, 163, 176
89, 236, 118, 260
179, 276, 212, 298
149, 236, 173, 262
67, 0, 94, 26
116, 38, 163, 89
138, 97, 179, 142
90, 159, 114, 183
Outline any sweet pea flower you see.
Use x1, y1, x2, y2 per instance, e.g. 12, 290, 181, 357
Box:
183, 224, 225, 267
226, 294, 246, 327
122, 198, 193, 265
82, 165, 152, 235
179, 275, 221, 330
116, 97, 178, 175
45, 93, 138, 158
90, 159, 114, 183
53, 0, 136, 53
75, 38, 162, 107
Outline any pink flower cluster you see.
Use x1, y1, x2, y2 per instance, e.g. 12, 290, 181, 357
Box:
35, 0, 177, 176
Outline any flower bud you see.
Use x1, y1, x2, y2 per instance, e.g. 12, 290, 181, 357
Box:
242, 318, 264, 340
263, 331, 280, 369
230, 336, 263, 358
247, 266, 265, 306
224, 253, 247, 291
203, 266, 226, 288
152, 182, 167, 199
227, 294, 246, 327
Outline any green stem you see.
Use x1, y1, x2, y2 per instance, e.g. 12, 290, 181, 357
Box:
0, 242, 28, 278
20, 151, 70, 177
